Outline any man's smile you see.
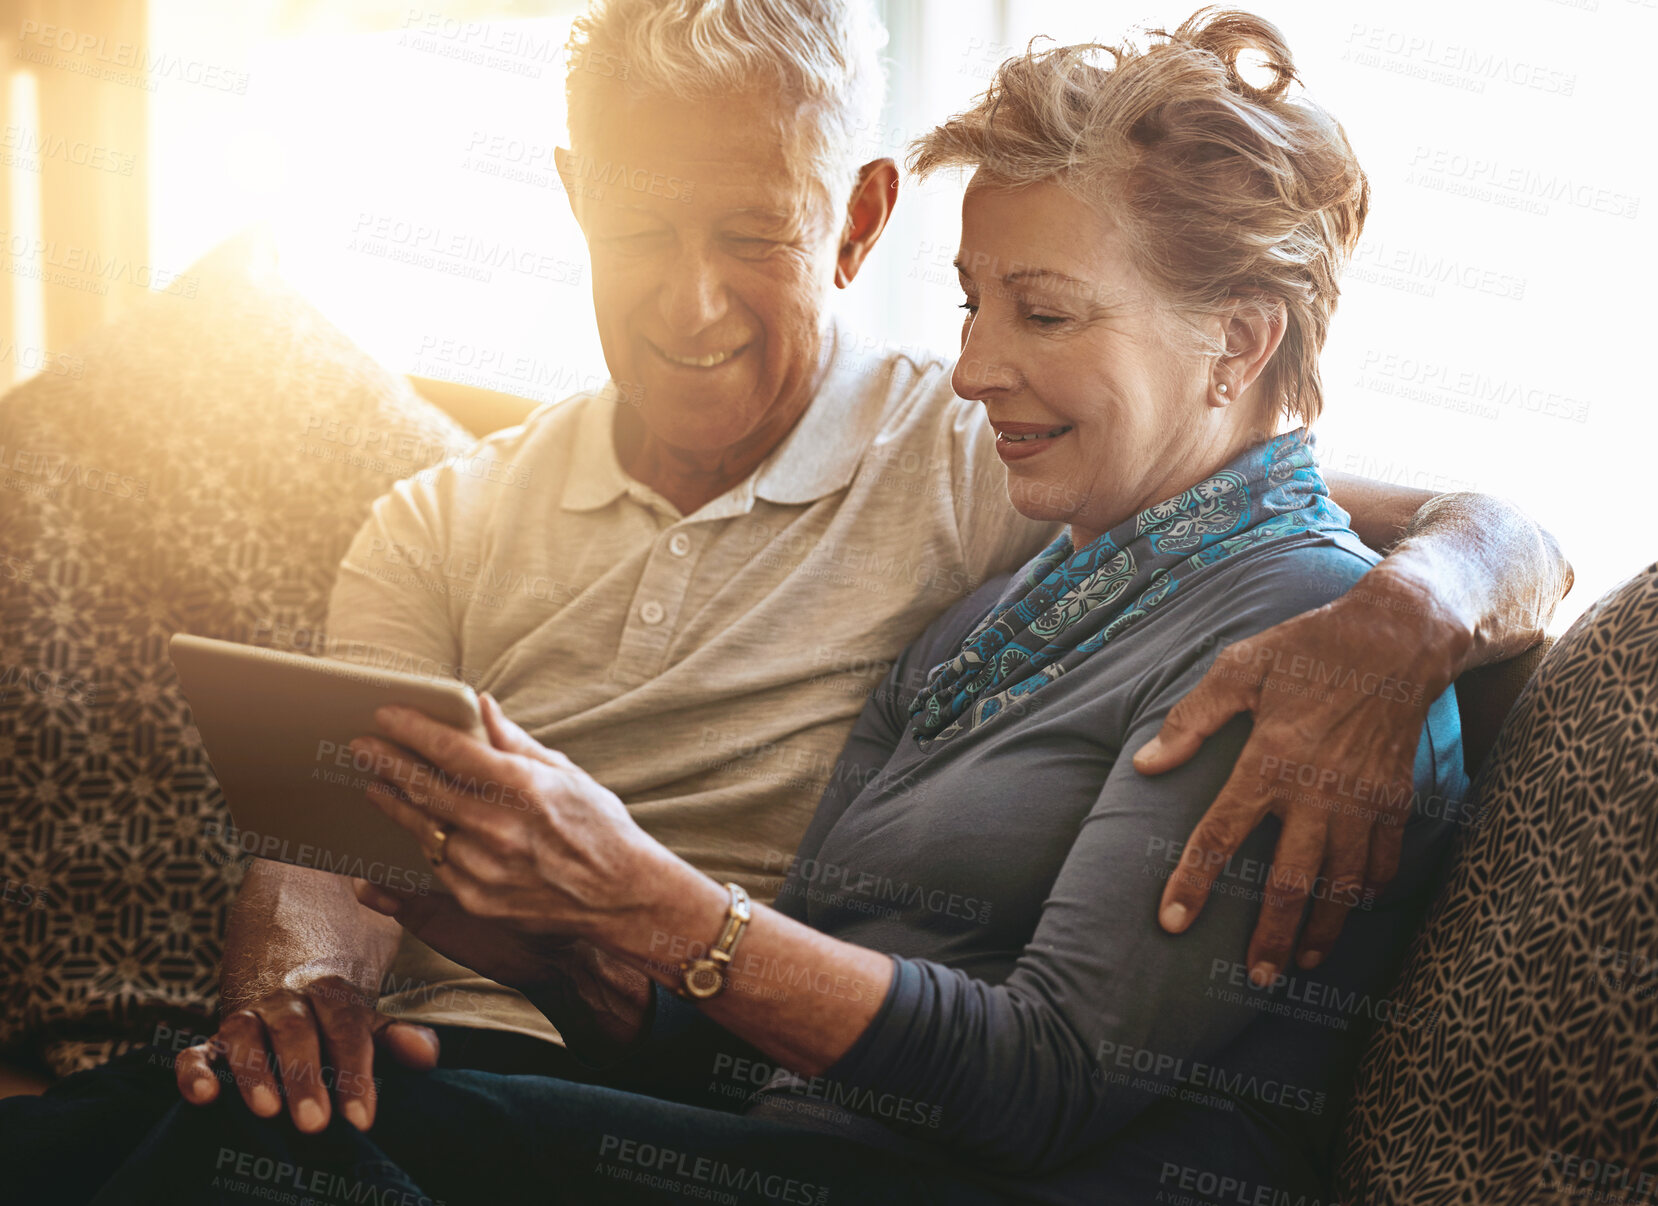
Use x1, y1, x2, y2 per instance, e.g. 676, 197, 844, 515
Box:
647, 339, 750, 369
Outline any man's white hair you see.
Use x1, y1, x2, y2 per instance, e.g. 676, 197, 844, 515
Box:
565, 0, 888, 211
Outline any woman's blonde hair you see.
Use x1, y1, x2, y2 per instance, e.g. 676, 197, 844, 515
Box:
909, 8, 1368, 426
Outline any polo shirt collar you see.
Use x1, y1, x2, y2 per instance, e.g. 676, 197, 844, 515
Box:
558, 383, 633, 513
753, 320, 889, 507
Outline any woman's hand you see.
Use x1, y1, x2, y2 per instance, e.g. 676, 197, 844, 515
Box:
350, 693, 670, 943
352, 694, 890, 1078
347, 694, 662, 1052
352, 880, 656, 1052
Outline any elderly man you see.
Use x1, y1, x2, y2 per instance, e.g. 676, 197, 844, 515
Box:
0, 0, 1567, 1201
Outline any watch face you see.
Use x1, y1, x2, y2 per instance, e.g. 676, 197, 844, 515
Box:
685, 963, 723, 999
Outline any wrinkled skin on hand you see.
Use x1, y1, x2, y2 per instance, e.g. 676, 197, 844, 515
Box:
173, 975, 439, 1134
350, 693, 658, 1052
1135, 571, 1456, 985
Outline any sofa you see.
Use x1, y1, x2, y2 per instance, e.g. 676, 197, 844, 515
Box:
1, 232, 1652, 1204
0, 230, 496, 1087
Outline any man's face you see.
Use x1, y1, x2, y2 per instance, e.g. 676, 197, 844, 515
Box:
565, 90, 843, 455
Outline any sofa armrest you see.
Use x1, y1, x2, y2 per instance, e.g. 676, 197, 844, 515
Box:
1454, 636, 1555, 779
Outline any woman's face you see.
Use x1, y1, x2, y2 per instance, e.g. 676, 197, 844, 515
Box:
951, 173, 1265, 545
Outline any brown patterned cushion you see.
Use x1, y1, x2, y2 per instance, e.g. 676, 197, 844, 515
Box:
1337, 563, 1658, 1204
0, 230, 473, 1077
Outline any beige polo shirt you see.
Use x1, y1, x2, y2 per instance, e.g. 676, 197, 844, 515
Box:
322, 323, 1055, 1038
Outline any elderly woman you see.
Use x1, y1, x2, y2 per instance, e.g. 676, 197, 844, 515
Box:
31, 12, 1463, 1205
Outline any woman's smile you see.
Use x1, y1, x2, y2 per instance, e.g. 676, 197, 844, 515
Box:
993, 420, 1075, 462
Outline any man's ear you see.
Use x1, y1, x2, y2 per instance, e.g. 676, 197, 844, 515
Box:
835, 158, 900, 289
1215, 296, 1288, 401
554, 147, 585, 231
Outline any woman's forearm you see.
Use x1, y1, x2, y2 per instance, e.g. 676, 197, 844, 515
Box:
593, 851, 892, 1076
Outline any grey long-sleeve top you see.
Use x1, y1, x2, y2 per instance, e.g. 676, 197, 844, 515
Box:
643, 527, 1469, 1201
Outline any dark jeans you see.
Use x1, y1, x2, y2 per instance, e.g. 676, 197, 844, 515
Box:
0, 1028, 1012, 1205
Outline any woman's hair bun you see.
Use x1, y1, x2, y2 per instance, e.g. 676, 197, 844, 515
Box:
1166, 6, 1298, 102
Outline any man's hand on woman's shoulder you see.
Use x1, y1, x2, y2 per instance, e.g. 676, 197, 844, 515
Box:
1133, 565, 1461, 986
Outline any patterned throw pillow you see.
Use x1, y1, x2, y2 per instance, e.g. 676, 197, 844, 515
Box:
0, 230, 474, 1076
1337, 563, 1658, 1205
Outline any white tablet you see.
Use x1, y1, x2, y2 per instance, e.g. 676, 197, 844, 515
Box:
169, 633, 488, 894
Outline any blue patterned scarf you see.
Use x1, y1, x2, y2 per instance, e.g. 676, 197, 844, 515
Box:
909, 429, 1351, 744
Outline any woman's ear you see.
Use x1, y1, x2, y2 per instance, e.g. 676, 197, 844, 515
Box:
1213, 297, 1287, 404
835, 159, 900, 290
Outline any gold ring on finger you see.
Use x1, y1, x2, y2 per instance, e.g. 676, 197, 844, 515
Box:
427, 822, 455, 867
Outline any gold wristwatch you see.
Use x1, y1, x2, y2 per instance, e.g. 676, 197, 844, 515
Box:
680, 882, 751, 1000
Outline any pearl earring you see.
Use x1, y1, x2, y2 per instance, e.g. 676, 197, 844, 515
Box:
1216, 382, 1229, 396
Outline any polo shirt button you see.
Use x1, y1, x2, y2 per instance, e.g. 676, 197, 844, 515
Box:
640, 600, 666, 625
668, 532, 691, 557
